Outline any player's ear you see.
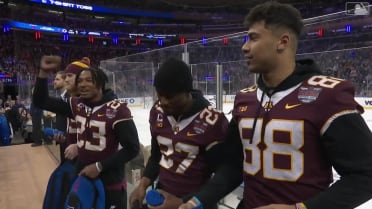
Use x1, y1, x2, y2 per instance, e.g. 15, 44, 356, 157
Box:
277, 33, 290, 52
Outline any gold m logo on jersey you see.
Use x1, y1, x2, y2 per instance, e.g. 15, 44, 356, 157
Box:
239, 106, 248, 112
264, 101, 273, 110
173, 126, 179, 133
157, 122, 163, 128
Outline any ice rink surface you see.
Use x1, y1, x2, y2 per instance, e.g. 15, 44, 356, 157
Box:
130, 102, 372, 209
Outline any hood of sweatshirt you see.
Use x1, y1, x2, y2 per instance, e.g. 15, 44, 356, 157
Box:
84, 88, 118, 108
256, 59, 323, 95
249, 59, 323, 143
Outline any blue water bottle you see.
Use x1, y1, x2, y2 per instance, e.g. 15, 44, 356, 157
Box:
146, 189, 164, 207
43, 128, 64, 137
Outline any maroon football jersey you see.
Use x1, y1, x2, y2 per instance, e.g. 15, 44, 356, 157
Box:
149, 102, 229, 197
232, 75, 363, 208
66, 118, 77, 145
69, 97, 132, 164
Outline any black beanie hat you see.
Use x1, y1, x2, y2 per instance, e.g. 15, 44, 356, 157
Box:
154, 58, 193, 93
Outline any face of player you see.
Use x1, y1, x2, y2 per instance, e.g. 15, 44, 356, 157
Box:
241, 20, 280, 74
156, 89, 192, 117
53, 74, 65, 90
77, 70, 102, 102
64, 73, 77, 93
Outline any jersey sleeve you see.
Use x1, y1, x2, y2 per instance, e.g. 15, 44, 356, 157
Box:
110, 100, 133, 128
303, 76, 372, 208
305, 76, 363, 135
202, 107, 229, 150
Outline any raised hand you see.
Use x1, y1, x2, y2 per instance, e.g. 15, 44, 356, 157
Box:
40, 55, 61, 74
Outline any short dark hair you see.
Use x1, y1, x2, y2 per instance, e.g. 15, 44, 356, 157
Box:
244, 1, 303, 39
56, 71, 66, 79
77, 67, 108, 91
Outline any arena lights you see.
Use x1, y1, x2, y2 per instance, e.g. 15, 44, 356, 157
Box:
331, 27, 349, 33
180, 36, 186, 44
35, 31, 41, 40
345, 24, 352, 33
223, 37, 228, 45
204, 75, 215, 80
317, 28, 324, 37
3, 25, 10, 33
202, 37, 207, 45
63, 33, 69, 41
88, 31, 101, 36
157, 38, 163, 47
112, 35, 118, 45
135, 38, 141, 45
204, 75, 230, 81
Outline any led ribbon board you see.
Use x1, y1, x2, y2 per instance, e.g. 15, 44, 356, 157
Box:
28, 0, 175, 19
6, 20, 66, 33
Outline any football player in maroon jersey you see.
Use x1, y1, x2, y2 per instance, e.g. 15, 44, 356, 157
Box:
33, 56, 140, 209
52, 58, 91, 164
129, 58, 237, 209
180, 2, 372, 209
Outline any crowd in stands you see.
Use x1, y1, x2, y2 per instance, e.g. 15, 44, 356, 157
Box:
0, 30, 130, 77
298, 47, 372, 97
1, 29, 372, 101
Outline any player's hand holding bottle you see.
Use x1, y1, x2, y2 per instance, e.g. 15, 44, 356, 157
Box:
147, 189, 183, 209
